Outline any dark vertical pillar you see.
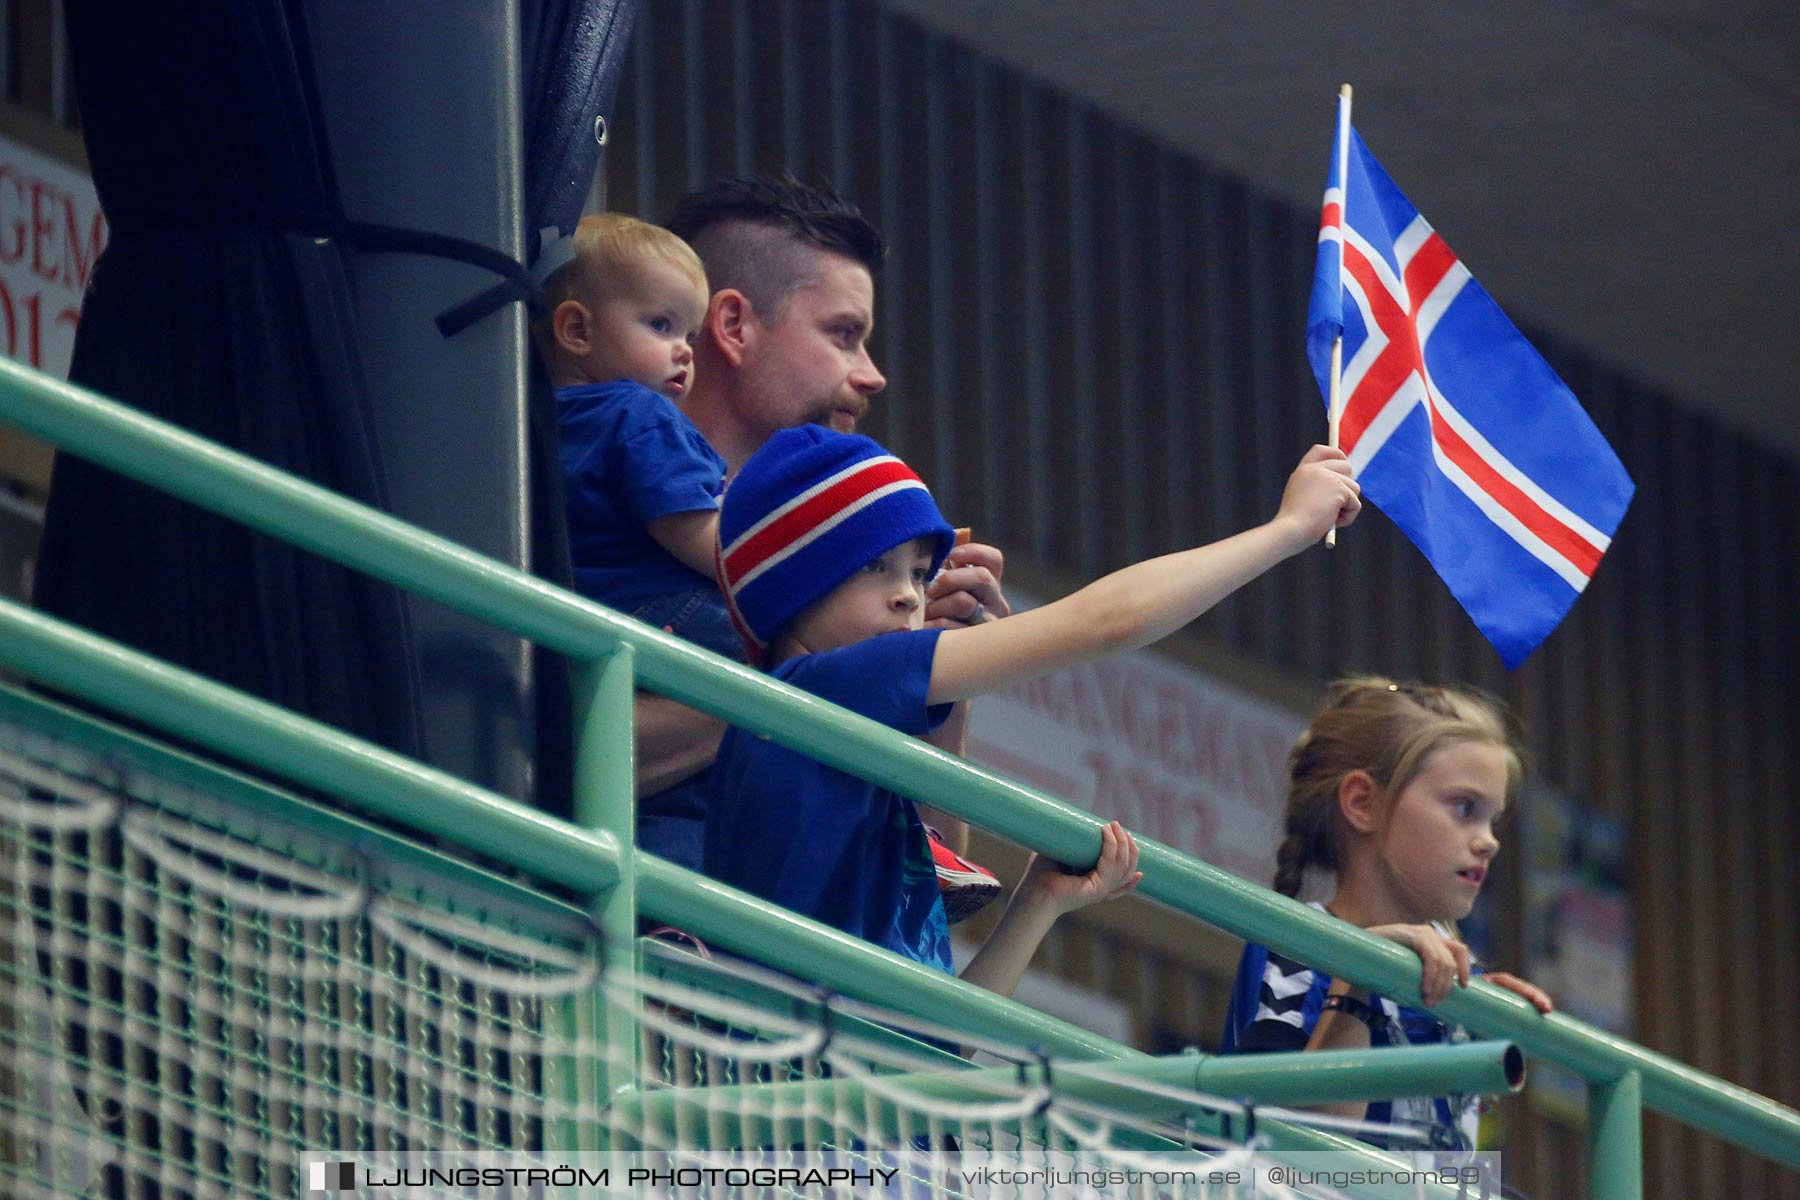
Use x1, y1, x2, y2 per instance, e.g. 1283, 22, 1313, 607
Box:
306, 1, 537, 801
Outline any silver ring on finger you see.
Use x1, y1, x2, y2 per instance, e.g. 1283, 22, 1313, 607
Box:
963, 601, 986, 625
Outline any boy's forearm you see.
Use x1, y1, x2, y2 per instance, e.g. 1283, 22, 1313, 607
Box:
956, 890, 1060, 999
917, 702, 971, 851
1073, 518, 1309, 651
633, 693, 726, 794
929, 519, 1308, 704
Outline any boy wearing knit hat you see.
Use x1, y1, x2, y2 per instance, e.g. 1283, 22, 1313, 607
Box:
707, 426, 1361, 993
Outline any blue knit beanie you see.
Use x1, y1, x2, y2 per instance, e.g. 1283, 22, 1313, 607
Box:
717, 426, 955, 660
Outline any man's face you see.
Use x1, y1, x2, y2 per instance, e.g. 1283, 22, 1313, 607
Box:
740, 252, 886, 437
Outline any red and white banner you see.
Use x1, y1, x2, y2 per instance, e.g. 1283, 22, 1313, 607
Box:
0, 135, 106, 379
966, 591, 1303, 884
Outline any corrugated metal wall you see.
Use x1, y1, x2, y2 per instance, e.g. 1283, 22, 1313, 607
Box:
1, 0, 75, 126
605, 3, 1799, 1197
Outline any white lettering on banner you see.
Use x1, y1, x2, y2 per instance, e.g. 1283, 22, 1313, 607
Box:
0, 136, 106, 379
965, 591, 1304, 882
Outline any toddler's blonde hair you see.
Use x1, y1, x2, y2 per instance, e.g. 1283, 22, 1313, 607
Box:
542, 212, 707, 312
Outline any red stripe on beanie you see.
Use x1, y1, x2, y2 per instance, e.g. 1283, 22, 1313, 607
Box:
722, 458, 922, 586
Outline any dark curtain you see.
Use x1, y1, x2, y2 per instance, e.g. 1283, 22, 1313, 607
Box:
523, 0, 637, 235
36, 1, 639, 815
519, 0, 639, 818
36, 3, 426, 759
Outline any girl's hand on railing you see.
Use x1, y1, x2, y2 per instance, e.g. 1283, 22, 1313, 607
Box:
1365, 922, 1471, 1007
1484, 970, 1555, 1014
1017, 820, 1143, 916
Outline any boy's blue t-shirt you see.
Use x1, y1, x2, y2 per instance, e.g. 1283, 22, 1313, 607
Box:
705, 629, 955, 974
1220, 907, 1481, 1150
556, 379, 728, 610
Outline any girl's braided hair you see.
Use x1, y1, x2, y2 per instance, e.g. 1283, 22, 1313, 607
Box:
1272, 677, 1524, 898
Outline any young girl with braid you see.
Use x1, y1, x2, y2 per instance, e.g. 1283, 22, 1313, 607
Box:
1221, 678, 1554, 1150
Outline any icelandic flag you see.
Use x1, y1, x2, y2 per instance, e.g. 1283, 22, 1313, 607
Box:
1309, 98, 1634, 668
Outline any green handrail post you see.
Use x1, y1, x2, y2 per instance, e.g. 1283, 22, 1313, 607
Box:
573, 647, 639, 1123
1589, 1071, 1644, 1200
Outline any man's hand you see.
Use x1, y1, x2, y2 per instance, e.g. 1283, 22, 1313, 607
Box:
925, 540, 1010, 627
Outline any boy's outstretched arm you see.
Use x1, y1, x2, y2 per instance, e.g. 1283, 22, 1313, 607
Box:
958, 822, 1142, 999
926, 446, 1359, 705
646, 509, 723, 579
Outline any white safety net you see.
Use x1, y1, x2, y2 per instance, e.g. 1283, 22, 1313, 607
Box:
1, 727, 1390, 1200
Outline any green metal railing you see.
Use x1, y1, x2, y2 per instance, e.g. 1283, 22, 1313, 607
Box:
1, 355, 1796, 1198
617, 1041, 1526, 1136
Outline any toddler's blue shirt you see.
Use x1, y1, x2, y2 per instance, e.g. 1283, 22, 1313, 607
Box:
557, 379, 727, 610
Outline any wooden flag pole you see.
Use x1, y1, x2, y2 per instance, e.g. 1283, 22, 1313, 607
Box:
1326, 82, 1352, 549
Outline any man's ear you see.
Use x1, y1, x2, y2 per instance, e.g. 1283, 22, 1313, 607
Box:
1337, 770, 1383, 835
551, 298, 593, 357
706, 289, 754, 367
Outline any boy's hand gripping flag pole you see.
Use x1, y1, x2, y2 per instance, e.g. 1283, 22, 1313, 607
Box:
1306, 89, 1635, 668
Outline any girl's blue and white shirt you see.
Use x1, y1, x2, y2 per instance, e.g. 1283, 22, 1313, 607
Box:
1219, 902, 1481, 1151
